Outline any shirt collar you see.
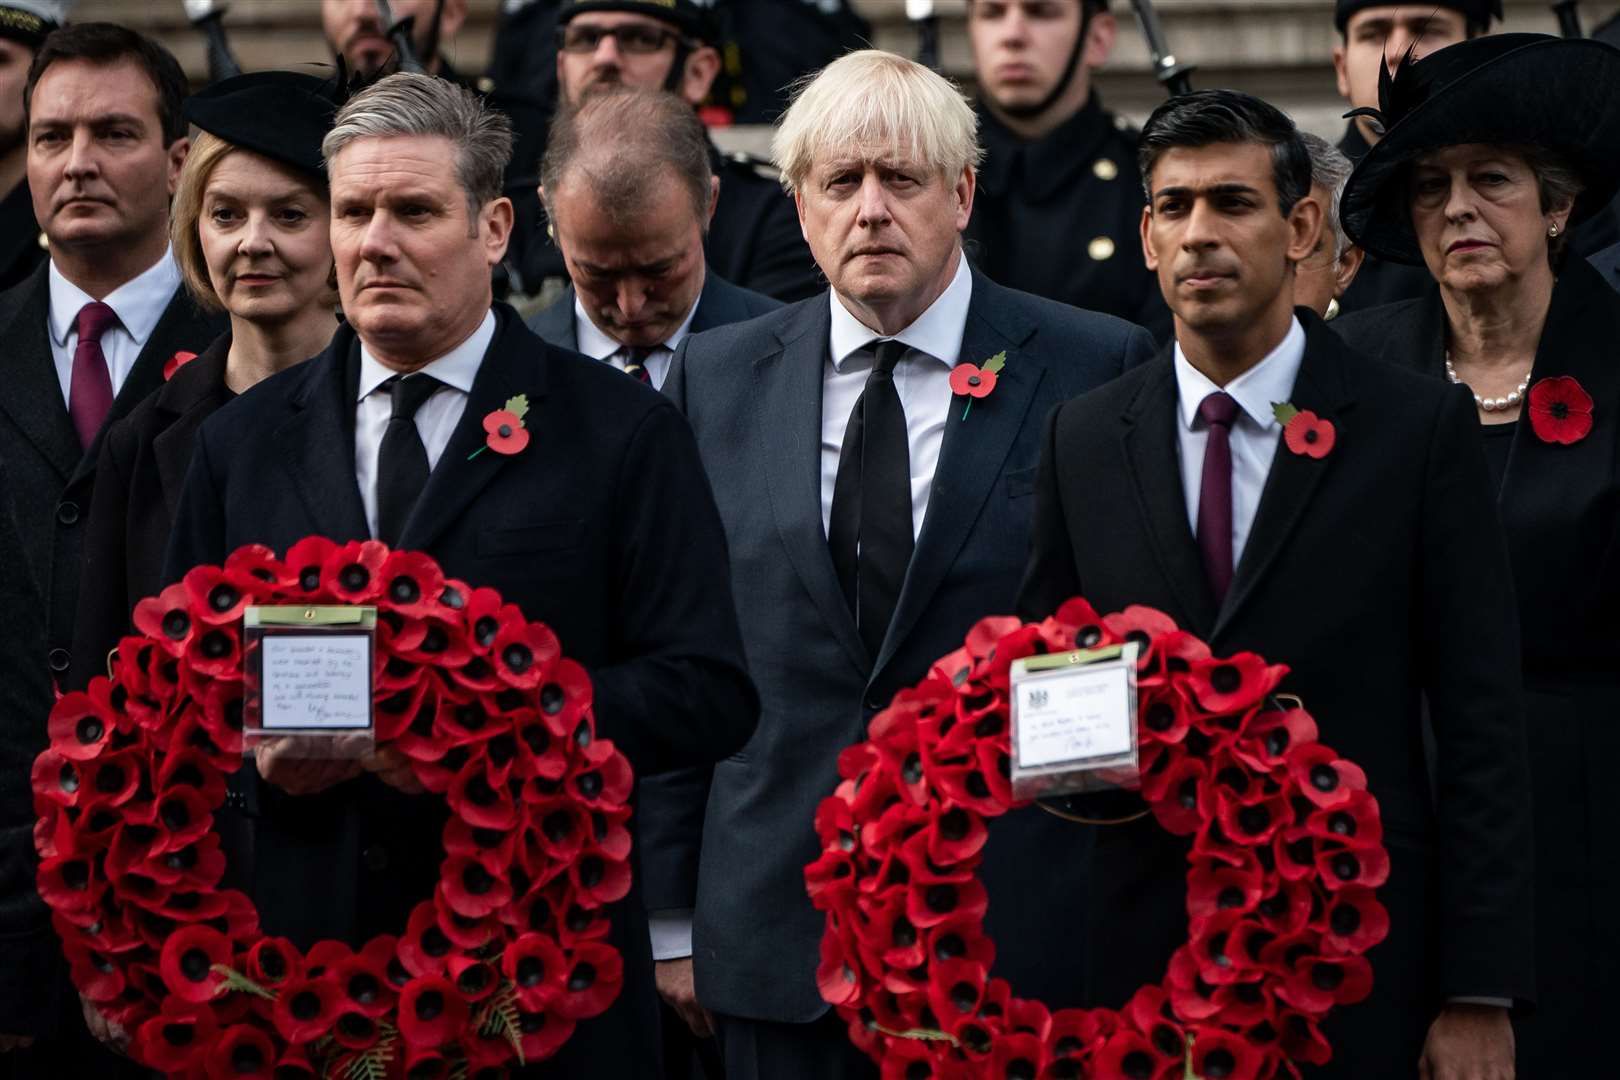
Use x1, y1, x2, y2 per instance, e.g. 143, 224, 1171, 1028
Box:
48, 247, 181, 348
1172, 316, 1307, 433
357, 308, 497, 401
828, 251, 971, 372
572, 277, 703, 362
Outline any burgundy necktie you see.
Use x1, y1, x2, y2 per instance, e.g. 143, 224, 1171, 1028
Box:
68, 301, 118, 450
1196, 391, 1240, 604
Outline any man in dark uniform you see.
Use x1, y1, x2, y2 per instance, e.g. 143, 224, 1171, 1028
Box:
963, 0, 1170, 338
1329, 0, 1496, 312
321, 0, 558, 297
553, 0, 821, 302
0, 1, 63, 293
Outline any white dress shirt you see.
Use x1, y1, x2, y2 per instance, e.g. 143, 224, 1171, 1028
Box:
47, 249, 181, 406
353, 310, 497, 539
1172, 317, 1305, 570
819, 252, 972, 540
572, 285, 702, 392
651, 256, 975, 964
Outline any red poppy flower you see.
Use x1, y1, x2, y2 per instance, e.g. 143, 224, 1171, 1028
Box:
397, 974, 468, 1048
1146, 755, 1208, 835
437, 855, 513, 920
184, 621, 241, 679
570, 739, 633, 810
334, 953, 396, 1018
949, 362, 998, 399
164, 350, 198, 380
1286, 744, 1367, 810
1253, 878, 1315, 935
1528, 375, 1594, 445
535, 658, 594, 739
1319, 886, 1390, 954
379, 550, 447, 619
223, 543, 290, 590
1093, 1028, 1173, 1080
482, 408, 530, 455
133, 583, 197, 655
320, 540, 388, 603
516, 1010, 578, 1066
553, 940, 623, 1019
1277, 1007, 1333, 1065
987, 1030, 1047, 1078
400, 1047, 449, 1079
62, 935, 125, 1002
570, 843, 632, 906
270, 975, 343, 1043
205, 1024, 275, 1079
1187, 858, 1264, 921
1305, 788, 1384, 850
183, 564, 252, 626
157, 924, 231, 1003
397, 903, 454, 978
1187, 1025, 1265, 1080
492, 620, 560, 689
1314, 840, 1390, 891
1185, 653, 1286, 715
1279, 954, 1373, 1013
47, 686, 117, 761
503, 932, 567, 1011
448, 759, 519, 831
1283, 410, 1335, 459
134, 998, 219, 1073
816, 923, 862, 1007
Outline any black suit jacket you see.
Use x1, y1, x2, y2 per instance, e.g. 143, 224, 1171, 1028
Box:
0, 262, 223, 689
162, 305, 757, 1076
1019, 312, 1533, 1076
1334, 264, 1620, 1068
1592, 239, 1620, 296
642, 267, 1156, 1023
525, 271, 781, 352
70, 332, 236, 689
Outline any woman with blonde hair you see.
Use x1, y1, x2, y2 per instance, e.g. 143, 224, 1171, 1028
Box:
71, 70, 340, 687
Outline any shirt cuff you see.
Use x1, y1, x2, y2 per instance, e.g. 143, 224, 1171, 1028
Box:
649, 909, 694, 961
1448, 996, 1513, 1008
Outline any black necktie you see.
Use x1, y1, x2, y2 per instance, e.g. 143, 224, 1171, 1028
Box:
828, 339, 913, 659
376, 374, 443, 546
624, 346, 653, 385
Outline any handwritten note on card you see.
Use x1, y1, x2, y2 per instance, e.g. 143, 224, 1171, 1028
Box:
260, 634, 372, 731
1013, 662, 1133, 768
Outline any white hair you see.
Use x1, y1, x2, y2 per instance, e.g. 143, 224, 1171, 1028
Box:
1300, 131, 1354, 262
772, 49, 982, 195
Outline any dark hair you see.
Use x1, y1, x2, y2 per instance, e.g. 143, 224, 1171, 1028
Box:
23, 22, 189, 145
1137, 88, 1312, 215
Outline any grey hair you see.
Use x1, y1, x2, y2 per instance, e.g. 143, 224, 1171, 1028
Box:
541, 87, 714, 235
772, 49, 982, 195
1299, 131, 1354, 262
322, 71, 513, 218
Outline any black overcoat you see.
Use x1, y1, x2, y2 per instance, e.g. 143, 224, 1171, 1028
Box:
1019, 311, 1534, 1078
1334, 260, 1620, 1075
161, 305, 758, 1077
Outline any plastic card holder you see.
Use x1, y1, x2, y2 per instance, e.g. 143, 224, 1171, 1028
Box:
242, 605, 377, 760
1008, 641, 1141, 800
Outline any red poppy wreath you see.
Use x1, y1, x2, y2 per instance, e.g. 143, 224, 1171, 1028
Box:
34, 539, 632, 1079
805, 599, 1391, 1080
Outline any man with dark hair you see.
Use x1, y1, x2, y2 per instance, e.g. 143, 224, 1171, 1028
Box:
1022, 88, 1532, 1080
0, 1, 64, 292
552, 0, 819, 302
963, 0, 1168, 337
529, 87, 778, 391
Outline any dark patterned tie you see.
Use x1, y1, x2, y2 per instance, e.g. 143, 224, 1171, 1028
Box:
375, 374, 443, 546
1196, 391, 1241, 604
623, 346, 653, 384
828, 339, 914, 659
69, 302, 118, 450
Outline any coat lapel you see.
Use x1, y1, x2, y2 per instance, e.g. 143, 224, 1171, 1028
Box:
152, 335, 232, 519
399, 308, 542, 552
530, 287, 579, 352
876, 275, 1041, 673
0, 268, 81, 481
1213, 315, 1354, 638
758, 299, 868, 672
273, 328, 371, 544
1120, 355, 1219, 637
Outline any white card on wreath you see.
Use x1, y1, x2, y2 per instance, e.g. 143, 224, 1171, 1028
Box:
1008, 642, 1140, 798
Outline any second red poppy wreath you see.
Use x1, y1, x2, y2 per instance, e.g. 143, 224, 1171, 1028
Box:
34, 539, 632, 1078
805, 599, 1391, 1080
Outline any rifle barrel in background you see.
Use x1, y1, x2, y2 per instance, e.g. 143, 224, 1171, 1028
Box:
1127, 0, 1195, 97
906, 0, 941, 72
375, 0, 427, 74
181, 0, 244, 84
1551, 0, 1584, 37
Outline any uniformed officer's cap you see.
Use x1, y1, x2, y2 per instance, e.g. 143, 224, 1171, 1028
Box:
0, 0, 69, 50
184, 70, 341, 180
558, 0, 718, 46
1333, 0, 1501, 32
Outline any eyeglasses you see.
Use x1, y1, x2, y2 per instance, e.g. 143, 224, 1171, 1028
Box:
557, 23, 688, 55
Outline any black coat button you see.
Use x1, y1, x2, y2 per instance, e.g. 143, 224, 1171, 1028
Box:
363, 845, 389, 872
48, 648, 69, 672
57, 502, 78, 525
864, 696, 882, 712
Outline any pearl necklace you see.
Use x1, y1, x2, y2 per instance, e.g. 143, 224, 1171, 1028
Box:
1445, 351, 1531, 413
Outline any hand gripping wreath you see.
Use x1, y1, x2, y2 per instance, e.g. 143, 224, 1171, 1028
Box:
34, 539, 634, 1079
805, 599, 1391, 1080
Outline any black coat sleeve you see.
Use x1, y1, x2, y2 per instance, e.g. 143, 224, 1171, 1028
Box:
68, 419, 138, 691
1017, 404, 1085, 621
590, 401, 757, 777
160, 428, 228, 588
0, 462, 64, 1037
1417, 387, 1536, 1003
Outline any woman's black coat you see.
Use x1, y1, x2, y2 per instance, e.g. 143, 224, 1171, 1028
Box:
1334, 258, 1620, 1074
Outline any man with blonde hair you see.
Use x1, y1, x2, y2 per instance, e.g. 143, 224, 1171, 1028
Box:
639, 48, 1154, 1078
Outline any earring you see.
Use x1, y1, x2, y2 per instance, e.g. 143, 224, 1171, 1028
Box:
1549, 223, 1561, 238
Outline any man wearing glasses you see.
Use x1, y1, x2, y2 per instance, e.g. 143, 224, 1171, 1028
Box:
554, 1, 820, 302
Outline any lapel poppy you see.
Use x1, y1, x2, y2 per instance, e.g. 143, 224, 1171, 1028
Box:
1528, 375, 1595, 444
949, 351, 1007, 421
163, 350, 199, 381
1283, 410, 1336, 459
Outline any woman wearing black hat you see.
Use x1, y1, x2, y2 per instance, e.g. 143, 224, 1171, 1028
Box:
1333, 34, 1620, 1076
70, 70, 340, 692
